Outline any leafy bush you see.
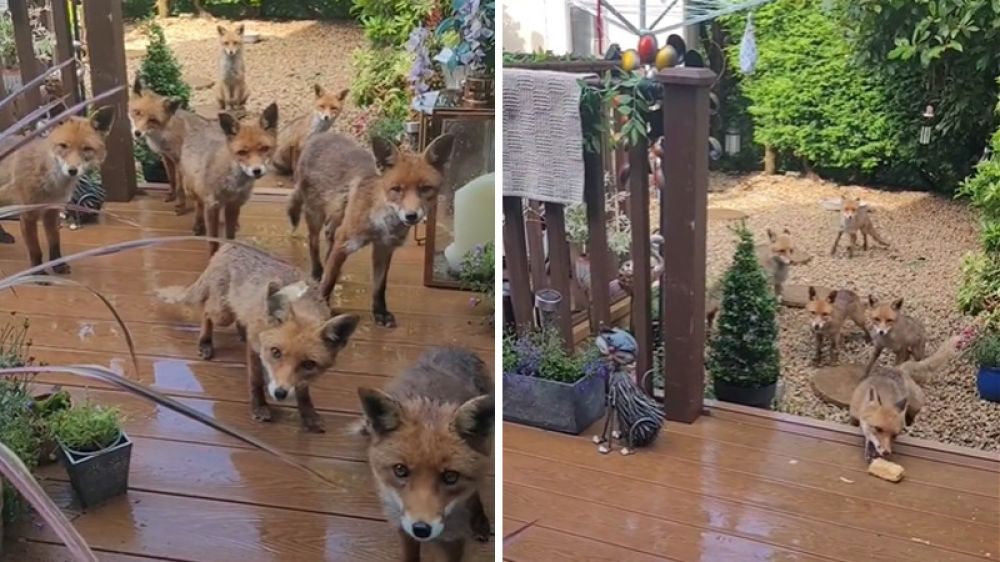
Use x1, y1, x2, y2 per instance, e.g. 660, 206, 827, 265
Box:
707, 223, 780, 388
502, 329, 605, 384
0, 320, 38, 523
166, 0, 353, 19
138, 20, 191, 108
350, 47, 412, 123
352, 0, 433, 48
123, 0, 157, 19
970, 330, 1000, 368
458, 241, 494, 297
49, 404, 123, 453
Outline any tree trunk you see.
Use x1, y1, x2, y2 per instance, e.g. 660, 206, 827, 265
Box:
156, 0, 169, 18
192, 0, 208, 17
764, 145, 777, 174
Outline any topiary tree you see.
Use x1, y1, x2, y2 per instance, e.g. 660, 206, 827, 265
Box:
134, 20, 191, 181
707, 222, 781, 389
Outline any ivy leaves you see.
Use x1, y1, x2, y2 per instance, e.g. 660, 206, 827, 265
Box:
578, 71, 655, 153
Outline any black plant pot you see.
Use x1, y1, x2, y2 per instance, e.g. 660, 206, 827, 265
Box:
142, 158, 168, 183
58, 431, 132, 508
713, 380, 777, 409
502, 371, 606, 434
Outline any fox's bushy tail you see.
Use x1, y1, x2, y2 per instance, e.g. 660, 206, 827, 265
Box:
155, 274, 210, 307
287, 185, 304, 231
899, 335, 960, 385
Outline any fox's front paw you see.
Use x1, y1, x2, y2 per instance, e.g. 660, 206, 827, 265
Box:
252, 403, 273, 423
0, 230, 15, 244
51, 262, 71, 275
193, 223, 206, 236
310, 264, 323, 281
164, 192, 177, 203
198, 340, 214, 360
373, 310, 396, 328
174, 204, 188, 216
301, 414, 326, 433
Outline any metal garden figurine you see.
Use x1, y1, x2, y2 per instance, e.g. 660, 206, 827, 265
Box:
592, 326, 665, 455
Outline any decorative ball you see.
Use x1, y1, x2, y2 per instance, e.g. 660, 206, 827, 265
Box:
655, 46, 678, 70
637, 34, 659, 65
621, 49, 640, 72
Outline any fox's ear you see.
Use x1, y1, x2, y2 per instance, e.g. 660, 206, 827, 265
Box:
236, 23, 245, 35
322, 314, 360, 348
358, 387, 402, 435
218, 112, 240, 138
868, 295, 878, 308
891, 298, 904, 311
807, 286, 817, 300
131, 75, 143, 96
217, 25, 227, 36
265, 282, 291, 324
423, 134, 455, 172
894, 397, 908, 413
452, 394, 494, 454
782, 228, 791, 235
868, 386, 881, 405
827, 290, 838, 304
371, 137, 399, 171
164, 97, 183, 116
90, 105, 116, 135
766, 228, 776, 242
313, 84, 324, 97
337, 88, 349, 102
259, 102, 279, 133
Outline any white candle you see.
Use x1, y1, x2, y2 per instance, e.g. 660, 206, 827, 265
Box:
445, 172, 495, 272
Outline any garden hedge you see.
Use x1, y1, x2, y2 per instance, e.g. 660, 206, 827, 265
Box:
124, 0, 354, 20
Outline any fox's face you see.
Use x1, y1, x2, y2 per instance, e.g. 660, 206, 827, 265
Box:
257, 282, 359, 401
218, 102, 278, 178
859, 386, 907, 456
867, 296, 903, 337
312, 85, 348, 124
766, 228, 794, 265
841, 196, 861, 222
358, 388, 493, 542
372, 134, 455, 226
129, 77, 182, 140
217, 24, 244, 57
806, 286, 837, 333
47, 106, 116, 178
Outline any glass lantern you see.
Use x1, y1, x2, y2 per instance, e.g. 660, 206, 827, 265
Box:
920, 105, 935, 145
724, 124, 741, 155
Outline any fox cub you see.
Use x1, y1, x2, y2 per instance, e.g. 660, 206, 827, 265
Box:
179, 103, 278, 253
865, 296, 927, 374
806, 286, 870, 366
850, 367, 923, 462
0, 106, 116, 270
273, 85, 349, 175
158, 245, 359, 432
216, 24, 249, 112
831, 196, 890, 257
707, 228, 799, 327
356, 347, 493, 562
288, 132, 454, 327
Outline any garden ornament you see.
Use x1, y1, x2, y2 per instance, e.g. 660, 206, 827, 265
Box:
593, 326, 665, 455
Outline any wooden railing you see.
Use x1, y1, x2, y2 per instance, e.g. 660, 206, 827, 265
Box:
4, 0, 136, 201
502, 66, 715, 423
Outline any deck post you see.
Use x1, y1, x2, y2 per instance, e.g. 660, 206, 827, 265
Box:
503, 196, 534, 334
82, 0, 137, 202
543, 202, 575, 352
51, 0, 81, 105
657, 67, 715, 423
10, 0, 42, 113
627, 143, 653, 390
584, 148, 611, 332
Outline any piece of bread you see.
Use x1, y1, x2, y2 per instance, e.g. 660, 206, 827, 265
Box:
868, 458, 905, 482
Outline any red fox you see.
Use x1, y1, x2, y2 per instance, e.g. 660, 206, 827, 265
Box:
831, 196, 890, 257
272, 85, 349, 175
288, 132, 454, 327
0, 106, 116, 270
864, 295, 927, 375
805, 286, 870, 365
179, 103, 278, 253
216, 24, 249, 112
129, 77, 212, 213
158, 244, 359, 432
355, 347, 493, 561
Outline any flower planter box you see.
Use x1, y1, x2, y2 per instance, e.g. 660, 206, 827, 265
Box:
977, 366, 1000, 402
58, 431, 132, 508
713, 380, 777, 409
502, 371, 605, 434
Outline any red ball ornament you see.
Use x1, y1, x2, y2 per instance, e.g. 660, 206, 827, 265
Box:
637, 33, 659, 65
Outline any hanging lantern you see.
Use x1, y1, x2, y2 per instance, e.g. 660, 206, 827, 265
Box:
725, 125, 741, 155
919, 105, 935, 145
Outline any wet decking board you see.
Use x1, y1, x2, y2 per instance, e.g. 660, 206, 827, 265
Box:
503, 403, 1000, 562
0, 193, 493, 561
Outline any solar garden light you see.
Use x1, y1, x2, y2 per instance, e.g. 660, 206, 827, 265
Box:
725, 124, 741, 155
920, 105, 935, 145
534, 288, 563, 331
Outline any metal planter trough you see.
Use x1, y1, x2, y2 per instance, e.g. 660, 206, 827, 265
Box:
58, 431, 132, 508
502, 371, 605, 435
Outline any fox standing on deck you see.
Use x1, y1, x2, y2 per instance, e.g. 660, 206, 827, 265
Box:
129, 77, 212, 215
272, 84, 349, 175
157, 245, 360, 433
288, 132, 454, 327
0, 106, 116, 271
179, 102, 278, 253
356, 347, 493, 562
216, 24, 249, 112
831, 196, 890, 257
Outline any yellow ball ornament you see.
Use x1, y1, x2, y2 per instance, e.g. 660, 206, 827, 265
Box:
655, 46, 678, 70
621, 49, 639, 72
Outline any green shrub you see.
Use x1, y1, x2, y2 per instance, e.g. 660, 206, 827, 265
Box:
0, 378, 42, 523
350, 47, 412, 123
168, 0, 353, 19
138, 20, 191, 108
970, 330, 1000, 368
367, 113, 405, 144
123, 0, 157, 19
49, 404, 123, 453
707, 223, 780, 388
351, 0, 433, 48
502, 329, 603, 384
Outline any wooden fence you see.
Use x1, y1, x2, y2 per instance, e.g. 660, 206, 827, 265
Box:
2, 0, 136, 201
502, 66, 715, 423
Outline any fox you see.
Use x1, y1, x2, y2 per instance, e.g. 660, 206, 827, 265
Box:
355, 347, 493, 562
272, 85, 349, 175
706, 228, 799, 327
216, 24, 249, 112
179, 102, 278, 253
288, 132, 455, 327
830, 196, 890, 257
850, 336, 958, 461
806, 286, 870, 365
0, 106, 116, 270
864, 295, 927, 375
157, 244, 359, 432
129, 77, 212, 214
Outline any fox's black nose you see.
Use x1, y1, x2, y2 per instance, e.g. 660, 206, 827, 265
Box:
411, 522, 432, 539
133, 130, 142, 138
66, 167, 78, 177
404, 212, 419, 223
273, 388, 288, 400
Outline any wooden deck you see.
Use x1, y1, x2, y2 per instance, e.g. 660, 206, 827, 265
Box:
503, 401, 1000, 562
0, 193, 494, 561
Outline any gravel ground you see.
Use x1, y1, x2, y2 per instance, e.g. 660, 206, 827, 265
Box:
704, 172, 1000, 452
122, 17, 366, 136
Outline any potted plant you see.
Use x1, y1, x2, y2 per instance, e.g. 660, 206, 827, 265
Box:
707, 223, 782, 408
49, 403, 132, 508
0, 379, 43, 526
435, 0, 494, 106
969, 329, 1000, 402
30, 388, 73, 465
502, 329, 608, 434
457, 241, 495, 324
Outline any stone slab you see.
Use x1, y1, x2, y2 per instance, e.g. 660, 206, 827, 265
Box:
811, 363, 867, 407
